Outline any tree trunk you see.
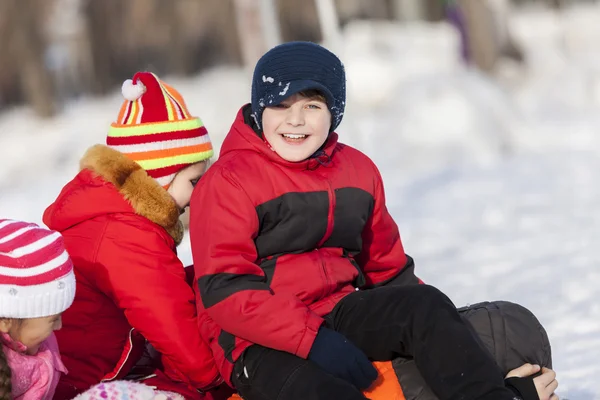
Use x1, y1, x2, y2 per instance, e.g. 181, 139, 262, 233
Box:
0, 0, 21, 107
84, 0, 119, 94
277, 0, 320, 43
261, 0, 282, 48
457, 0, 498, 72
8, 0, 56, 117
422, 0, 446, 22
167, 2, 189, 76
391, 0, 425, 21
335, 0, 393, 25
234, 0, 269, 68
314, 0, 341, 49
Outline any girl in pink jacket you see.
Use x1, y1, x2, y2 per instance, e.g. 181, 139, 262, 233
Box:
0, 219, 76, 399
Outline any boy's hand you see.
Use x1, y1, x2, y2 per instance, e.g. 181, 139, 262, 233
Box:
505, 363, 559, 400
308, 327, 378, 390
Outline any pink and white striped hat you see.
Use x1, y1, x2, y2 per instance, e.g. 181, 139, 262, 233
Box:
0, 219, 75, 319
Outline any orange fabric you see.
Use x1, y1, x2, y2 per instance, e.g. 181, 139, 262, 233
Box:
226, 361, 405, 400
364, 361, 406, 400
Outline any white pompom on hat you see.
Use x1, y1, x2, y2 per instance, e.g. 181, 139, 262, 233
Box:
121, 78, 147, 101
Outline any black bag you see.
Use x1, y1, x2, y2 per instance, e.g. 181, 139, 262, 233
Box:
393, 301, 552, 400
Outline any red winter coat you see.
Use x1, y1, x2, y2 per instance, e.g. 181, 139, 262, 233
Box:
190, 105, 414, 386
43, 145, 221, 398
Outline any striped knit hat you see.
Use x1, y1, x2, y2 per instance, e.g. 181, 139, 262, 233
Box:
0, 219, 76, 319
107, 72, 214, 188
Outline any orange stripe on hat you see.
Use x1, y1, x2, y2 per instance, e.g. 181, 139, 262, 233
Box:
126, 142, 213, 162
163, 81, 191, 118
166, 91, 184, 120
117, 100, 131, 124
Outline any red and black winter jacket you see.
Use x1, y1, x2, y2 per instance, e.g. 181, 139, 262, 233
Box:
190, 105, 417, 386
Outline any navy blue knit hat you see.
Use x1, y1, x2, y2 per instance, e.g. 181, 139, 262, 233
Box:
251, 41, 346, 132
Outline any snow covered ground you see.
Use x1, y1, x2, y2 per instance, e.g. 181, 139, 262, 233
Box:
1, 4, 600, 399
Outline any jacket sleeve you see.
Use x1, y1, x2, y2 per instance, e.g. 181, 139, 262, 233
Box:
356, 162, 423, 287
95, 220, 221, 389
189, 167, 323, 359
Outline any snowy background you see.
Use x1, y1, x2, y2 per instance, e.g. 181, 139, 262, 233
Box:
1, 4, 599, 399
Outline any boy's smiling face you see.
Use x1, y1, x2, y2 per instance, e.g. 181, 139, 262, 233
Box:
262, 92, 331, 162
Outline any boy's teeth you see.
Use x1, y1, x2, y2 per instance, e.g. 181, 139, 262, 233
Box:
283, 134, 306, 139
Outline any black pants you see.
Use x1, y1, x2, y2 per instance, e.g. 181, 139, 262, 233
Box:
231, 285, 518, 400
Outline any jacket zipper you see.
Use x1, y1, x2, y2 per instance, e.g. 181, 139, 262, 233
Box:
317, 179, 335, 247
317, 178, 336, 296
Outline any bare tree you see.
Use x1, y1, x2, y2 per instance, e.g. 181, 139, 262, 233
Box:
315, 0, 341, 49
84, 0, 125, 94
234, 0, 272, 68
171, 0, 242, 74
0, 0, 21, 108
457, 0, 498, 72
422, 0, 446, 21
335, 0, 393, 26
390, 0, 425, 21
277, 0, 321, 43
6, 0, 57, 117
457, 0, 524, 73
261, 0, 282, 47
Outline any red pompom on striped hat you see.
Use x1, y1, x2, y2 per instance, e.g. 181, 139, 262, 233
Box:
0, 219, 75, 319
107, 72, 214, 188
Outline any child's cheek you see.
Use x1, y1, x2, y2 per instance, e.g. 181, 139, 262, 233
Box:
24, 336, 44, 355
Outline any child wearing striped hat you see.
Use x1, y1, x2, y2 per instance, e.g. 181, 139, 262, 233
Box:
0, 219, 76, 400
43, 72, 223, 400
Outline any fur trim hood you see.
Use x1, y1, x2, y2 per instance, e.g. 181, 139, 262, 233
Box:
45, 144, 184, 245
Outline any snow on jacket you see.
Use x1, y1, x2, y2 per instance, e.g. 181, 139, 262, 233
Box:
190, 105, 415, 385
43, 145, 220, 397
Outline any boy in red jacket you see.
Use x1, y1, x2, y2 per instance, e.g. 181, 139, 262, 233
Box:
44, 72, 223, 399
190, 42, 556, 400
